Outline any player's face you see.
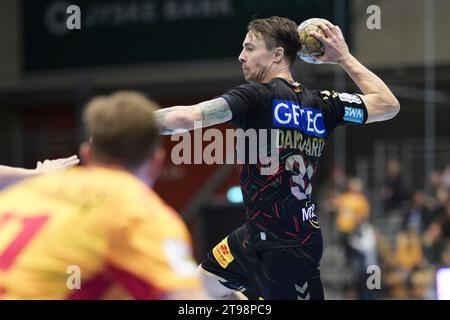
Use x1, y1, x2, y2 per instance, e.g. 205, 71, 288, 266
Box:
238, 32, 275, 83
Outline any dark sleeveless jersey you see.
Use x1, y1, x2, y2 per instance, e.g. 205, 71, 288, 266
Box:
222, 77, 368, 249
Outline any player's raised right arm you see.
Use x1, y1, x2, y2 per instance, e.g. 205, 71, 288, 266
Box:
155, 97, 232, 135
309, 22, 400, 123
339, 54, 400, 123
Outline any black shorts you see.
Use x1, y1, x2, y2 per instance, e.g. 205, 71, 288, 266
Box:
200, 224, 324, 300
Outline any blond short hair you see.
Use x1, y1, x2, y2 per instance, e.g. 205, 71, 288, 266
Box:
83, 91, 160, 169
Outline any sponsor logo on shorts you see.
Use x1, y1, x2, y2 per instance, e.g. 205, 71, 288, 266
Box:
344, 106, 364, 124
301, 204, 320, 229
338, 93, 362, 104
212, 237, 234, 269
302, 204, 316, 222
272, 99, 326, 138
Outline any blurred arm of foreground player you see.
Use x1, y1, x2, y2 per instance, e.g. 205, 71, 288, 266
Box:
0, 155, 79, 189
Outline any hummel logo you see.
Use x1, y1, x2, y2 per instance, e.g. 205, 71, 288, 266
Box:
295, 282, 310, 300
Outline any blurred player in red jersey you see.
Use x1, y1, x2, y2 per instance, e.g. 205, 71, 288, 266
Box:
0, 91, 208, 299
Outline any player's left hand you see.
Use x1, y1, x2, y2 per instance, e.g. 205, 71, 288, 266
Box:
35, 155, 80, 173
308, 21, 351, 64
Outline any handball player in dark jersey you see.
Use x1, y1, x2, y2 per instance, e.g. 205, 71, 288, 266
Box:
156, 16, 400, 299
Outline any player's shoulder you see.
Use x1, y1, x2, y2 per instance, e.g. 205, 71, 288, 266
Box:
43, 166, 150, 209
64, 166, 145, 200
0, 168, 77, 200
0, 167, 133, 217
142, 190, 187, 227
296, 84, 327, 100
296, 86, 344, 111
80, 167, 188, 234
80, 168, 189, 236
232, 78, 296, 100
311, 89, 364, 105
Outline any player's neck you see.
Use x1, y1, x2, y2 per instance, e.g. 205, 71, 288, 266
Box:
260, 63, 293, 84
276, 75, 298, 86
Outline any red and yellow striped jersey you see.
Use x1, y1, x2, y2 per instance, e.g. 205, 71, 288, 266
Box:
0, 166, 199, 299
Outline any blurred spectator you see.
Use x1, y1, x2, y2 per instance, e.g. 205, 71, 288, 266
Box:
440, 201, 450, 240
402, 190, 434, 234
319, 162, 450, 299
440, 243, 450, 266
428, 170, 443, 200
336, 178, 370, 234
382, 230, 428, 299
441, 165, 450, 189
335, 178, 375, 299
429, 187, 449, 222
395, 231, 423, 271
331, 166, 348, 193
382, 159, 408, 212
317, 166, 347, 217
423, 221, 445, 265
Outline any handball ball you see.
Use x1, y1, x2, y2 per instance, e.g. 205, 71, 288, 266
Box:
297, 18, 330, 64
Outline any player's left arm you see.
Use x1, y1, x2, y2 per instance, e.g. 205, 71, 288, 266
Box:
0, 155, 79, 189
155, 97, 232, 135
309, 21, 400, 124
